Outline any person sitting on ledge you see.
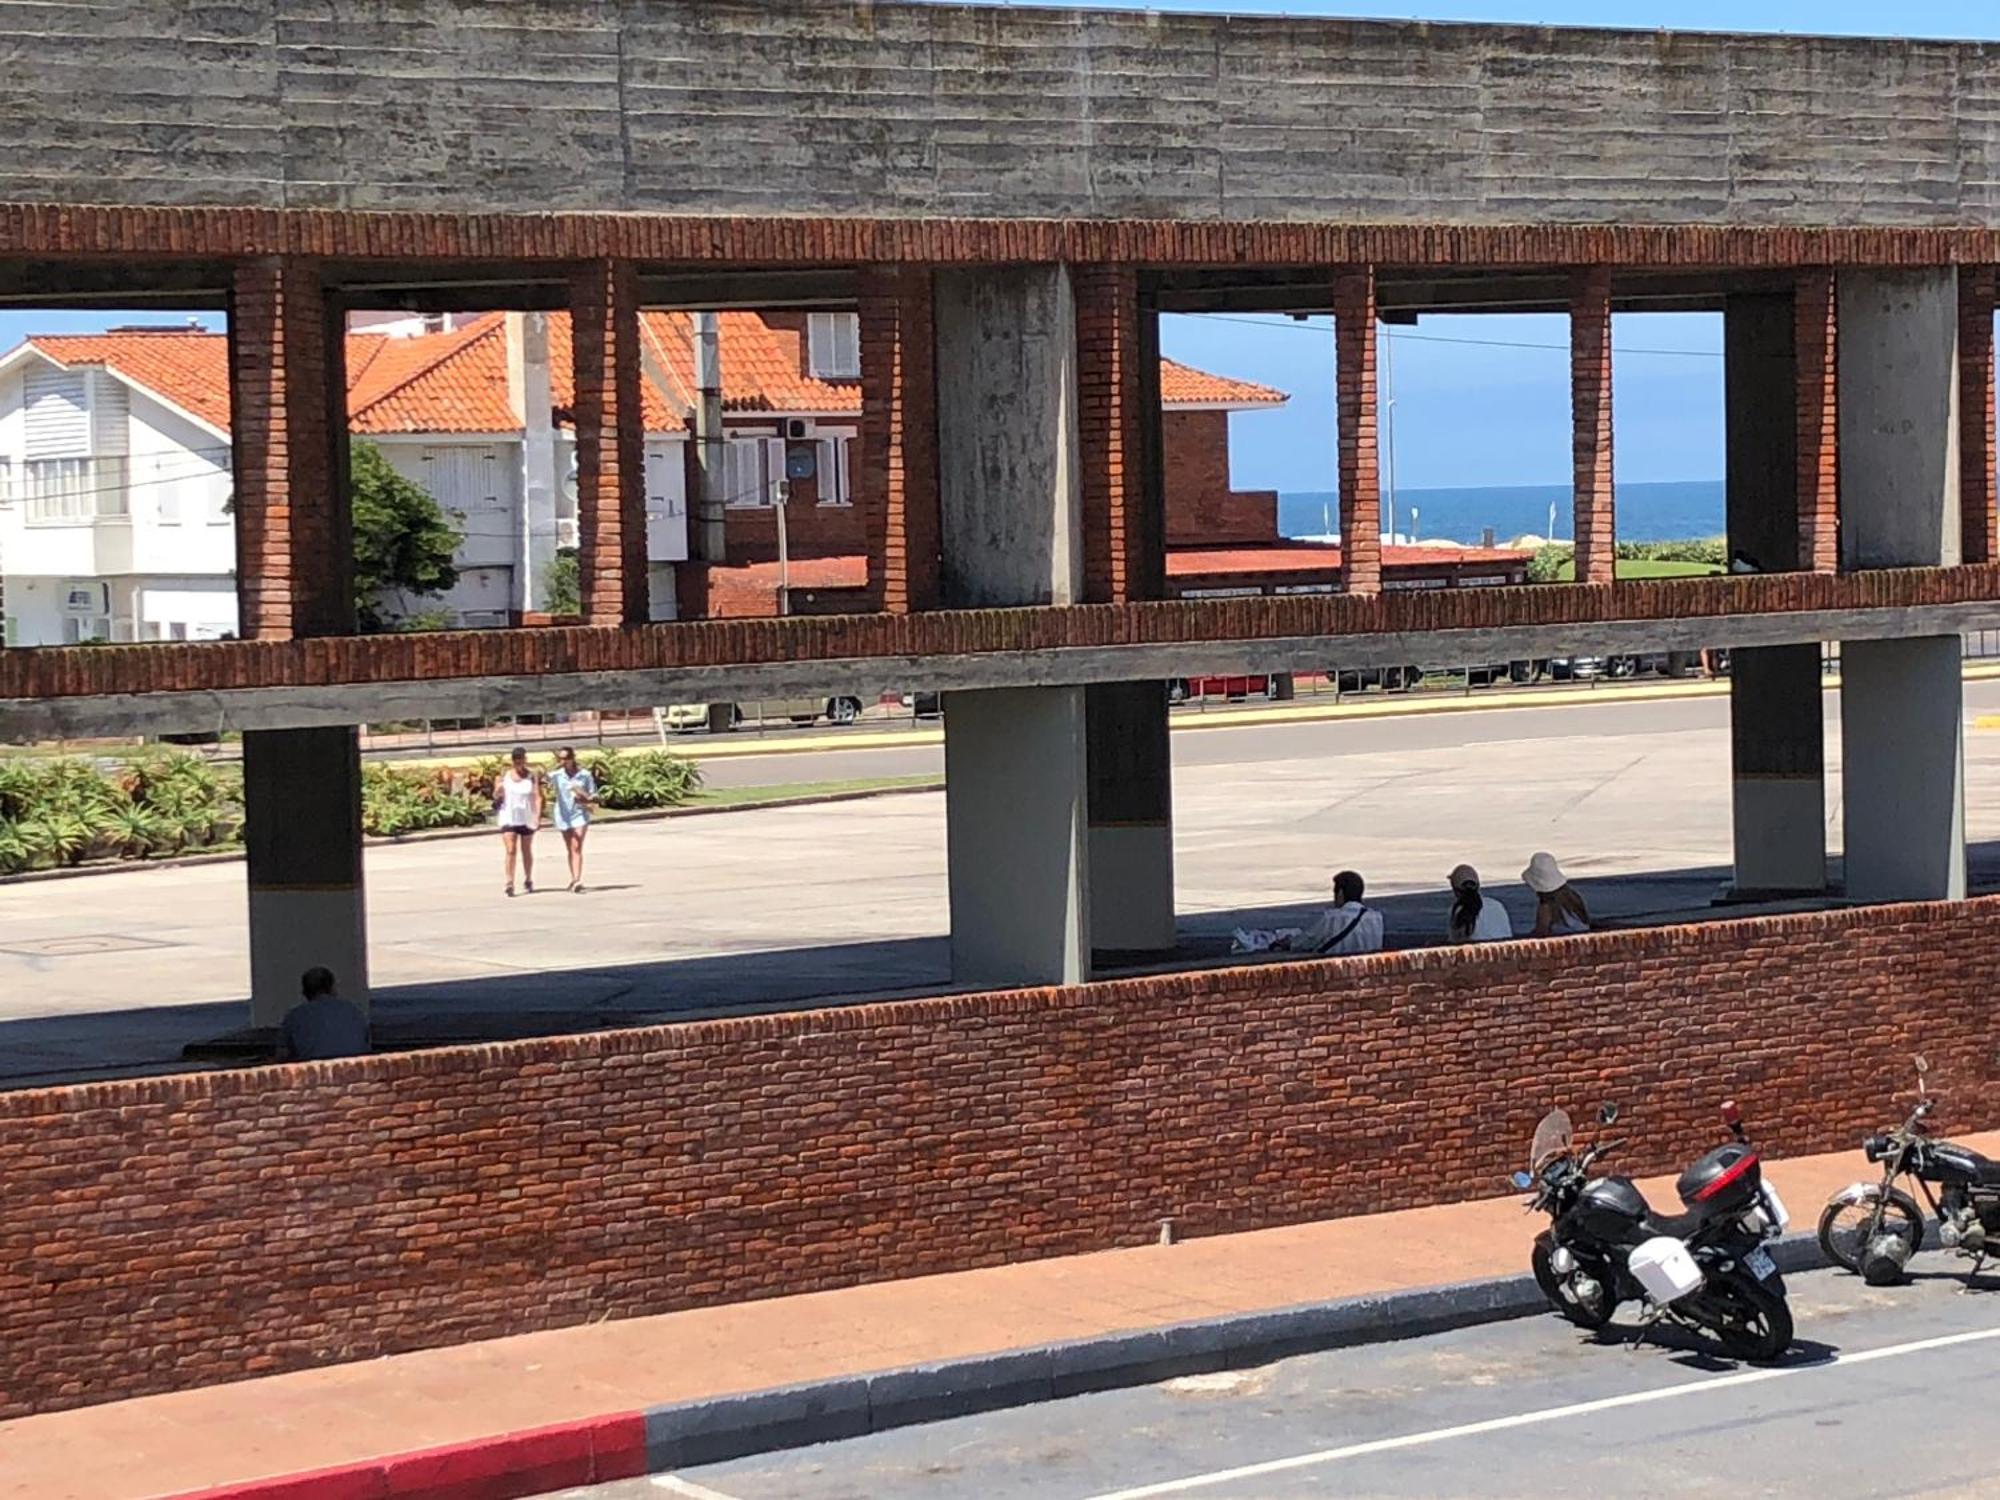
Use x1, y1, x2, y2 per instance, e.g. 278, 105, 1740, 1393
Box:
1524, 852, 1594, 938
1446, 864, 1513, 944
277, 966, 370, 1063
1282, 869, 1384, 956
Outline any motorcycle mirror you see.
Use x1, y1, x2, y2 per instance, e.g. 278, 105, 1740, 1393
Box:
1914, 1055, 1930, 1077
1598, 1102, 1619, 1125
1720, 1099, 1742, 1127
1511, 1171, 1535, 1191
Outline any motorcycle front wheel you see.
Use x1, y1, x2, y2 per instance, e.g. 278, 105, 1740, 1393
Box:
1700, 1274, 1793, 1364
1818, 1187, 1924, 1280
1532, 1231, 1614, 1330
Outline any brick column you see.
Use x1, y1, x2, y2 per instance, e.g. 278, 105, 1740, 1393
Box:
1960, 267, 1998, 565
1795, 268, 1840, 572
859, 267, 941, 614
570, 258, 648, 626
1333, 268, 1382, 597
1075, 265, 1161, 605
1570, 268, 1616, 586
228, 257, 349, 640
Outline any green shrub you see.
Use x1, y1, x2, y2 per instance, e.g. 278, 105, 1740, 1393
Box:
361, 762, 489, 838
1527, 544, 1574, 584
1617, 537, 1727, 565
585, 749, 703, 810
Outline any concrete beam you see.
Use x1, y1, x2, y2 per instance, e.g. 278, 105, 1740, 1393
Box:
10, 600, 2000, 744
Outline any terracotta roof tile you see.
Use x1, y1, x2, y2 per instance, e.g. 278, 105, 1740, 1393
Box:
9, 319, 1287, 438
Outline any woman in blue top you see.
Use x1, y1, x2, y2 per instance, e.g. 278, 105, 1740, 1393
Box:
548, 746, 600, 893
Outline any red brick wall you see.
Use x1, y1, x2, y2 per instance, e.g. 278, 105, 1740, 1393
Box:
1961, 268, 1997, 566
570, 259, 648, 626
1795, 268, 1841, 572
1, 897, 1993, 1419
858, 268, 941, 613
5, 565, 2000, 702
1163, 410, 1278, 547
8, 204, 2000, 269
1334, 269, 1382, 595
1075, 265, 1149, 603
1571, 268, 1616, 585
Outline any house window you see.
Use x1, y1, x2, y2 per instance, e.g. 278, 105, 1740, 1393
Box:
817, 436, 852, 507
807, 313, 861, 380
723, 436, 789, 508
61, 615, 111, 644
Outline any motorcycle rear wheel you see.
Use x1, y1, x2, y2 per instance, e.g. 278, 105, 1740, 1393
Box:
1532, 1232, 1614, 1330
1702, 1275, 1793, 1364
1818, 1187, 1924, 1281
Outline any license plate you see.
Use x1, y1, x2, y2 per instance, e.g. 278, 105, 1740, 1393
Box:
1745, 1247, 1777, 1282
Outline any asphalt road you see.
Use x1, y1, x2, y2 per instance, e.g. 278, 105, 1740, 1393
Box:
557, 1262, 2000, 1500
6, 681, 2000, 1087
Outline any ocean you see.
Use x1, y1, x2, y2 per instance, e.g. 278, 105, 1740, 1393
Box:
1278, 479, 1724, 546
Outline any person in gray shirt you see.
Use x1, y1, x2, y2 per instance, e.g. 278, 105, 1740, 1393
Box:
277, 966, 370, 1062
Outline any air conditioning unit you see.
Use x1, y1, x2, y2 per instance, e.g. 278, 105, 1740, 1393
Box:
785, 418, 810, 440
556, 518, 580, 549
63, 580, 109, 613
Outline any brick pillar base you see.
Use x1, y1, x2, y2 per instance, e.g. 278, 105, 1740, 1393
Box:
859, 267, 941, 614
570, 259, 648, 626
1333, 267, 1382, 597
1570, 267, 1615, 585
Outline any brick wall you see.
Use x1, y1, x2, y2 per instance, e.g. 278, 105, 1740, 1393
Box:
570, 259, 648, 626
1163, 410, 1279, 547
858, 268, 941, 613
1961, 268, 1998, 566
1571, 268, 1616, 584
1333, 269, 1382, 596
1, 897, 1994, 1418
1075, 265, 1148, 603
5, 565, 2000, 702
1796, 269, 1841, 572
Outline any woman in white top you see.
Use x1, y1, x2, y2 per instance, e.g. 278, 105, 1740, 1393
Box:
1446, 863, 1512, 944
495, 744, 542, 897
548, 745, 600, 894
1524, 852, 1594, 937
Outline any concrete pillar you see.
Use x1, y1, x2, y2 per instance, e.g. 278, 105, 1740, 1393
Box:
1838, 268, 1967, 903
1333, 268, 1382, 596
1086, 681, 1174, 956
245, 728, 370, 1024
227, 261, 368, 1022
937, 265, 1091, 986
1724, 294, 1826, 895
569, 259, 648, 626
1571, 268, 1616, 585
859, 267, 942, 613
507, 312, 560, 615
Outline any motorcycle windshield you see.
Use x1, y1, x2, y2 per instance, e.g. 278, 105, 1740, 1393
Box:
1529, 1109, 1574, 1172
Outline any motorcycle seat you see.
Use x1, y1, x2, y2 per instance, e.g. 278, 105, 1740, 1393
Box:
1640, 1207, 1708, 1240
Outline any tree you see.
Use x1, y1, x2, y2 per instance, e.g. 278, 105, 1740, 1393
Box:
350, 439, 462, 631
545, 548, 581, 618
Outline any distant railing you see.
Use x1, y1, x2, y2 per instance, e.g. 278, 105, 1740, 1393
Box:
16, 457, 129, 523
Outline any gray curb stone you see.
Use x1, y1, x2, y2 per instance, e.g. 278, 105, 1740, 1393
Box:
641, 1229, 1834, 1470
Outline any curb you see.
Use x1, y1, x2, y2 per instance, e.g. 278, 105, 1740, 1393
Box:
163, 1231, 1833, 1499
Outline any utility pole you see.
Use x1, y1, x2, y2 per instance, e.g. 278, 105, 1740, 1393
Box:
692, 311, 733, 732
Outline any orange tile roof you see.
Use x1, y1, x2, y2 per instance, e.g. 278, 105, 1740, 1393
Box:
9, 318, 1285, 437
23, 331, 234, 431
1160, 359, 1286, 408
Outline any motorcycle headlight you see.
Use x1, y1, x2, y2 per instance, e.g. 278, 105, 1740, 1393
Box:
1863, 1134, 1891, 1162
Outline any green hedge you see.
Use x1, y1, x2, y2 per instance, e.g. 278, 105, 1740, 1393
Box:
0, 751, 242, 874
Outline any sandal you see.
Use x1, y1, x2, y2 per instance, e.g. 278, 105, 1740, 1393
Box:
504, 884, 515, 898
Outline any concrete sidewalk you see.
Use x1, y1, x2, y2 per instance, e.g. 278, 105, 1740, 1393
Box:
6, 1133, 1976, 1500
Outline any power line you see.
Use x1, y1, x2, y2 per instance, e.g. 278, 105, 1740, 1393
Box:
1191, 312, 1723, 360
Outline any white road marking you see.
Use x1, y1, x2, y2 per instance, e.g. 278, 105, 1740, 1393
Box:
1083, 1323, 2000, 1499
652, 1476, 743, 1500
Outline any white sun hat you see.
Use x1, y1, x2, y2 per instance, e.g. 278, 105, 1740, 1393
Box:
1523, 852, 1567, 894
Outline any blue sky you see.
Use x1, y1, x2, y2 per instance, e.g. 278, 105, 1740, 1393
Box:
10, 3, 1993, 496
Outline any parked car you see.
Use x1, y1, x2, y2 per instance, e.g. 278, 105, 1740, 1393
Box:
901, 691, 943, 719
661, 695, 864, 732
1168, 674, 1275, 704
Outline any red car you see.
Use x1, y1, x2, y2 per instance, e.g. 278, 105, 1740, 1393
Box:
1169, 674, 1274, 703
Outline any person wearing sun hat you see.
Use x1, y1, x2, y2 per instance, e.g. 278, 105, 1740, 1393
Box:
1524, 851, 1593, 938
1446, 864, 1512, 944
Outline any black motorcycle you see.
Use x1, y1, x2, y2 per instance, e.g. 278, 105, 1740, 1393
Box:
1821, 1055, 2000, 1285
1515, 1101, 1794, 1362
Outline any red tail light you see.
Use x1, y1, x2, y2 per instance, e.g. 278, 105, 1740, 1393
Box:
1693, 1150, 1760, 1201
1720, 1100, 1742, 1127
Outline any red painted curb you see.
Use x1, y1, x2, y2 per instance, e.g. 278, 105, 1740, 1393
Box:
169, 1412, 648, 1500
